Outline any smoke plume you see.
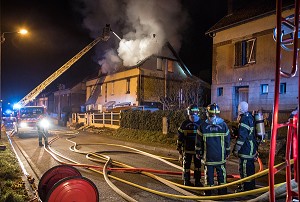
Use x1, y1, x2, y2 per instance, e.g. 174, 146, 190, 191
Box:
75, 0, 188, 73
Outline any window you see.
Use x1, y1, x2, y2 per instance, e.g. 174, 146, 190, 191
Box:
157, 58, 163, 70
167, 60, 173, 72
235, 38, 256, 66
280, 83, 286, 94
126, 79, 130, 94
261, 84, 268, 94
99, 85, 103, 96
217, 87, 223, 96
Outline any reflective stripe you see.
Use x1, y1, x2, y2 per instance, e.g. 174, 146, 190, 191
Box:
221, 135, 224, 160
204, 133, 227, 137
239, 153, 256, 158
240, 123, 251, 130
237, 140, 244, 145
205, 160, 226, 165
243, 160, 247, 178
250, 140, 254, 156
195, 146, 201, 150
204, 166, 208, 186
182, 130, 197, 133
240, 123, 254, 136
221, 164, 227, 183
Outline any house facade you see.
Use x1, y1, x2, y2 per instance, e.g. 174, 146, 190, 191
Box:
85, 43, 210, 112
206, 1, 297, 121
52, 82, 86, 122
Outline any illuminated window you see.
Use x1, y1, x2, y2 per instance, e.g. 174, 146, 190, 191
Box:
235, 38, 256, 67
217, 87, 223, 96
126, 79, 130, 94
99, 85, 103, 96
280, 83, 286, 94
167, 60, 173, 72
261, 84, 268, 94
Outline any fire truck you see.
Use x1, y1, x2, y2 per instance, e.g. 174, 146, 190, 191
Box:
13, 24, 111, 136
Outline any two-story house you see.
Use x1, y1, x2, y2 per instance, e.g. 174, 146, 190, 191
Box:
85, 42, 210, 112
206, 0, 297, 121
51, 82, 86, 124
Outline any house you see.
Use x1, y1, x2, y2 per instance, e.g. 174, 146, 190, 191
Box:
85, 42, 210, 112
51, 82, 86, 124
206, 0, 297, 121
34, 91, 54, 113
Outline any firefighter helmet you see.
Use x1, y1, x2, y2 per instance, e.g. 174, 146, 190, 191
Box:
187, 104, 199, 116
207, 103, 220, 116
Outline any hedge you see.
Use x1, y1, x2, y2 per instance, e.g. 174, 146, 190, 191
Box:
120, 110, 187, 134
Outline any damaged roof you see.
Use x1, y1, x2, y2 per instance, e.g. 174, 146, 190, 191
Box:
206, 0, 294, 35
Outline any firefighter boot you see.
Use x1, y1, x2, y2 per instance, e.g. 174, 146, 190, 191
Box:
194, 170, 203, 187
39, 142, 44, 147
183, 172, 192, 186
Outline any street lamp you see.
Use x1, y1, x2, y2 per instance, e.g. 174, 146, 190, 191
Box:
0, 29, 28, 134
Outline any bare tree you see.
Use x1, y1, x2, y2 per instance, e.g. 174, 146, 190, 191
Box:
160, 78, 206, 110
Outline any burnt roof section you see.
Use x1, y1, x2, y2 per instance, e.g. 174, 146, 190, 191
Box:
206, 0, 294, 35
113, 41, 192, 77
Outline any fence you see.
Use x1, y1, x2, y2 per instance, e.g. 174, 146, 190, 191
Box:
71, 112, 121, 129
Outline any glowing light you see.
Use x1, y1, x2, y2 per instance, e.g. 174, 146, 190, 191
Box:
13, 103, 21, 109
18, 29, 28, 35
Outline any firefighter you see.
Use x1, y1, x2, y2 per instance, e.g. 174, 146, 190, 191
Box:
232, 101, 257, 192
177, 104, 203, 187
197, 103, 230, 195
37, 114, 50, 147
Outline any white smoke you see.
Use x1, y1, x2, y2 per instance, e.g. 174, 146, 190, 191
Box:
98, 49, 122, 74
76, 0, 188, 73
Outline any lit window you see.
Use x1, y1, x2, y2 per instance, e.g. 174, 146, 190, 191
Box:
126, 79, 130, 94
261, 84, 268, 94
99, 85, 103, 96
167, 60, 173, 72
280, 83, 286, 94
235, 38, 256, 67
217, 87, 223, 96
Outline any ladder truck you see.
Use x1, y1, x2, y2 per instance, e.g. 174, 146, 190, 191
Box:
13, 24, 111, 136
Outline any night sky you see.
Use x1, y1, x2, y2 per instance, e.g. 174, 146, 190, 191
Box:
0, 0, 227, 109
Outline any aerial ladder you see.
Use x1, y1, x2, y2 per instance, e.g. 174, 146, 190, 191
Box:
15, 24, 111, 108
272, 0, 299, 201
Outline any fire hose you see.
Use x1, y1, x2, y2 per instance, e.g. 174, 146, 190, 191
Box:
42, 133, 292, 200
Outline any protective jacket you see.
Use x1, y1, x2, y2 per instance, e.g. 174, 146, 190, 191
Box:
177, 119, 202, 154
234, 112, 257, 159
197, 117, 230, 165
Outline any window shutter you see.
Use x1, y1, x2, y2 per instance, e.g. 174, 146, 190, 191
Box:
234, 42, 242, 66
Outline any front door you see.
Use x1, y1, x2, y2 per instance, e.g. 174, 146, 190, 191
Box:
233, 86, 249, 120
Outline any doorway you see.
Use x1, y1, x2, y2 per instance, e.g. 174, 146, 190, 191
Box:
233, 86, 249, 120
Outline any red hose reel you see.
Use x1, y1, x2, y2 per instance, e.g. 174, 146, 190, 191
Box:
38, 165, 99, 202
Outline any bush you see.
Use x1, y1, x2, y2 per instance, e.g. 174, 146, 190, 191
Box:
120, 110, 186, 134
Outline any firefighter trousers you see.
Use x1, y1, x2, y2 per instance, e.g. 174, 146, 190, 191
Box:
38, 130, 48, 146
183, 153, 201, 185
239, 158, 255, 191
204, 163, 227, 195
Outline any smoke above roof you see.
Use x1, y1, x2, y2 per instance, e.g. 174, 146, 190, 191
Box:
75, 0, 188, 73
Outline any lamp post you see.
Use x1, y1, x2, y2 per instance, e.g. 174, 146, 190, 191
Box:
0, 29, 28, 134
